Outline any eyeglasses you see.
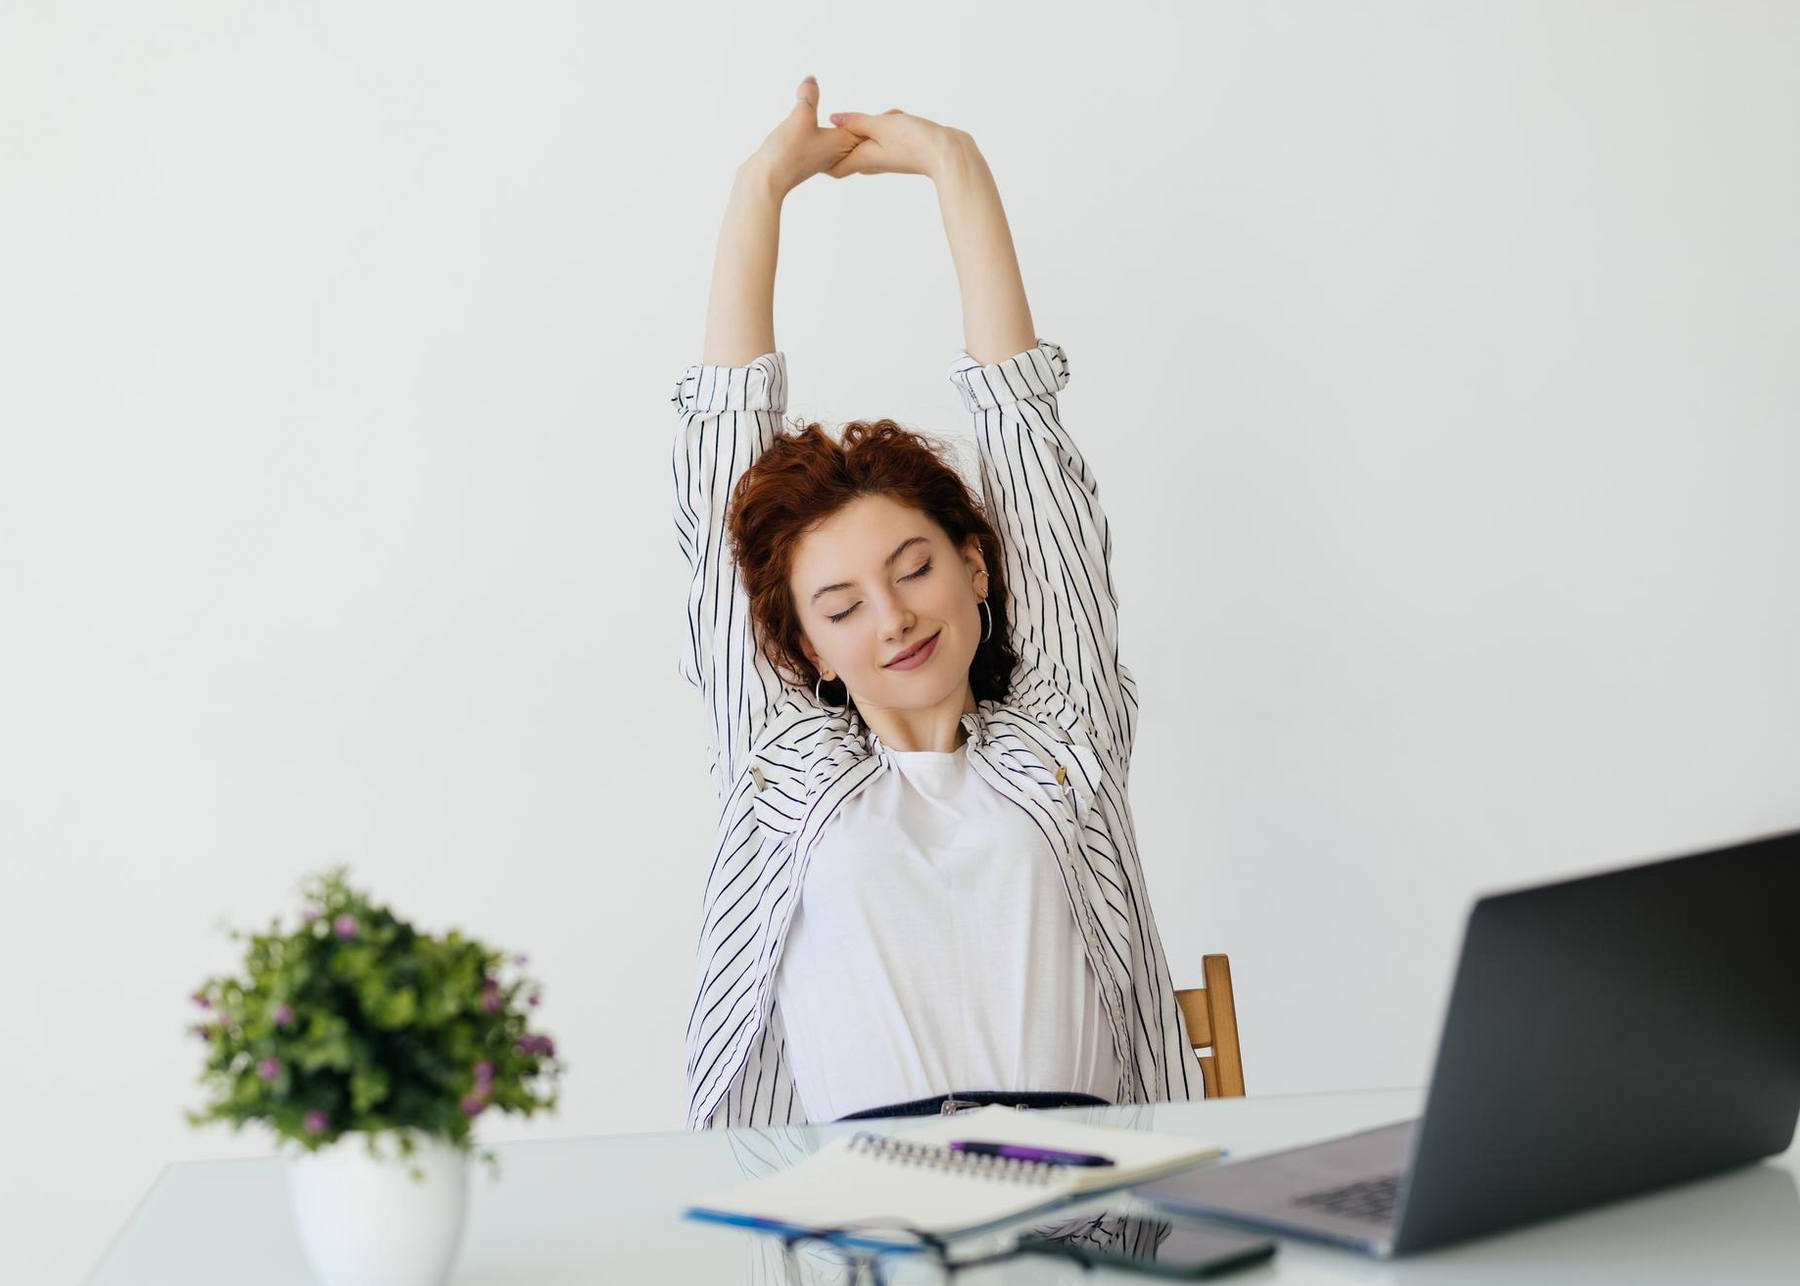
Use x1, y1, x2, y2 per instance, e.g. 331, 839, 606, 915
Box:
776, 1208, 1176, 1283
778, 1216, 1066, 1284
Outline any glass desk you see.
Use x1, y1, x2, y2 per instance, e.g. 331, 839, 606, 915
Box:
88, 1088, 1800, 1283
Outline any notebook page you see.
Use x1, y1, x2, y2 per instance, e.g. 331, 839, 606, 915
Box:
686, 1131, 1081, 1239
900, 1105, 1221, 1191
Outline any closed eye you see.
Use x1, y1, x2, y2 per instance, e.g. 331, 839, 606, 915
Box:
827, 562, 931, 624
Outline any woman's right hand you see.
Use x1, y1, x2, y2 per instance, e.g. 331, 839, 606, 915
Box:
825, 108, 967, 180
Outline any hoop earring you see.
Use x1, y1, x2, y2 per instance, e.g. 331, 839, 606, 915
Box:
815, 672, 845, 712
979, 598, 993, 643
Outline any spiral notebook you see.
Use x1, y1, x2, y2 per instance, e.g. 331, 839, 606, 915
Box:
685, 1105, 1220, 1244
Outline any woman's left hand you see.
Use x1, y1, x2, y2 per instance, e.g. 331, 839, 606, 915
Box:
745, 76, 860, 197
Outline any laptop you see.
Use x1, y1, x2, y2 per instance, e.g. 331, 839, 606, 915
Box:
1137, 825, 1800, 1257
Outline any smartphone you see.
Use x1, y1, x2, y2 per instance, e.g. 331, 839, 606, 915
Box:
1015, 1209, 1276, 1279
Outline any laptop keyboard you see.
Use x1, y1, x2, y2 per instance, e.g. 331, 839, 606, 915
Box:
1292, 1173, 1402, 1224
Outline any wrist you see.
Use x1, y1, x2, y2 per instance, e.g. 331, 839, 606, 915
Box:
735, 155, 790, 203
926, 128, 980, 183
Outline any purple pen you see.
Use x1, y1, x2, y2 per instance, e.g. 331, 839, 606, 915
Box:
948, 1140, 1115, 1167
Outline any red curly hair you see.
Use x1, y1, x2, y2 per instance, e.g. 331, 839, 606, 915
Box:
726, 417, 1021, 713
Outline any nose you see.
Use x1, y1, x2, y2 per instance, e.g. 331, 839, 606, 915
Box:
871, 584, 917, 638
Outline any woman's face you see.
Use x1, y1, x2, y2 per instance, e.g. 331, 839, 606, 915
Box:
789, 493, 988, 711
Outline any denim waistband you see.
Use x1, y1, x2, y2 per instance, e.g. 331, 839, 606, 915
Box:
834, 1090, 1113, 1121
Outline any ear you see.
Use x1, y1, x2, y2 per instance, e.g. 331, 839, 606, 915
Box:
961, 533, 988, 584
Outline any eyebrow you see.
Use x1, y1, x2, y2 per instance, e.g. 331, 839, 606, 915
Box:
810, 536, 932, 605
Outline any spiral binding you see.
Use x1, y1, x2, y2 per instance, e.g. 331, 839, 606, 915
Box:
846, 1132, 1065, 1186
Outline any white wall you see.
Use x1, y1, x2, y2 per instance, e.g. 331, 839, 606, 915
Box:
4, 2, 1796, 1281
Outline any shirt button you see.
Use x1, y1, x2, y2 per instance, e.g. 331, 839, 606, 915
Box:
749, 765, 765, 792
1055, 765, 1067, 786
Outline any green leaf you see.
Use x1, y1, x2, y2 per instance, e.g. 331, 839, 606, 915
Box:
376, 986, 418, 1029
350, 1065, 391, 1113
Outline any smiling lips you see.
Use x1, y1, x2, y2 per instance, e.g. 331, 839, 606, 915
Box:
885, 632, 940, 668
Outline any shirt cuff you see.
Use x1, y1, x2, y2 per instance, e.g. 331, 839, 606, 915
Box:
671, 351, 787, 415
947, 339, 1069, 414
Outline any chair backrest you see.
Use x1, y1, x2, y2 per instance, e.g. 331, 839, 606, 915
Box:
1172, 953, 1246, 1097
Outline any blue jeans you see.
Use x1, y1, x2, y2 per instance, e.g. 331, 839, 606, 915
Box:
834, 1089, 1112, 1121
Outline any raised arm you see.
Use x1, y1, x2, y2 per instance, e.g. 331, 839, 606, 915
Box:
704, 74, 856, 363
699, 161, 784, 368
673, 163, 793, 807
927, 132, 1039, 367
673, 80, 863, 804
926, 133, 1138, 766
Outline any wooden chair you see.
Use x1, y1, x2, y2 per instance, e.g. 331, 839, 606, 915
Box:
1173, 954, 1246, 1098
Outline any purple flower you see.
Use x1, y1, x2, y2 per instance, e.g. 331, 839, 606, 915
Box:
333, 914, 358, 939
480, 984, 502, 1014
191, 991, 212, 1010
303, 1109, 329, 1134
513, 953, 528, 966
273, 1004, 294, 1027
257, 1057, 281, 1082
194, 1026, 212, 1041
516, 1033, 556, 1059
528, 992, 541, 1008
302, 906, 320, 923
460, 1093, 487, 1117
473, 1061, 494, 1087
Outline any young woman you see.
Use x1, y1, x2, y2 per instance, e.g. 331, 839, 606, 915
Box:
671, 77, 1200, 1128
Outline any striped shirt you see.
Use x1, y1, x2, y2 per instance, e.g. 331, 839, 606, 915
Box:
671, 338, 1202, 1129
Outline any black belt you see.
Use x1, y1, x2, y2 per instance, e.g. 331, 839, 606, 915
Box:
834, 1090, 1112, 1121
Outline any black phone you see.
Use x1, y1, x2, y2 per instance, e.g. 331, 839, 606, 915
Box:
1015, 1208, 1276, 1279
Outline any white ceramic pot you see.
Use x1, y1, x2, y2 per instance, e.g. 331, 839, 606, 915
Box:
283, 1128, 469, 1286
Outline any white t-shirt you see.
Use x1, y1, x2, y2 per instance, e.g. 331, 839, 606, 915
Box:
774, 737, 1123, 1122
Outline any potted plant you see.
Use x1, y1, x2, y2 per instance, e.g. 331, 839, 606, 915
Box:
185, 866, 565, 1286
